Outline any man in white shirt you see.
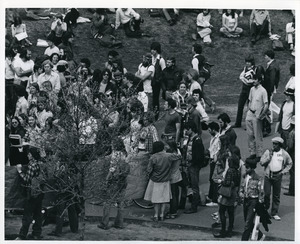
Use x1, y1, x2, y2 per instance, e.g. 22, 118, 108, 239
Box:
260, 137, 293, 221
135, 53, 155, 112
44, 36, 60, 57
13, 48, 34, 87
37, 60, 61, 94
115, 8, 142, 38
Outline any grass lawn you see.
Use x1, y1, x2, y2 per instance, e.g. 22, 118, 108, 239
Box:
16, 8, 294, 108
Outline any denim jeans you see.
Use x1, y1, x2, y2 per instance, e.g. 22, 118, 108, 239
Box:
18, 194, 44, 239
264, 173, 282, 216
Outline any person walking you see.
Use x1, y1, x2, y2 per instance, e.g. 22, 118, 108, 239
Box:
260, 137, 293, 221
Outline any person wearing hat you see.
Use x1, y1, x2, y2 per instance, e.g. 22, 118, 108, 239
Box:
260, 137, 293, 221
245, 73, 268, 162
240, 157, 265, 241
135, 53, 155, 112
277, 88, 295, 149
37, 59, 61, 95
285, 115, 295, 196
186, 96, 202, 135
233, 54, 256, 128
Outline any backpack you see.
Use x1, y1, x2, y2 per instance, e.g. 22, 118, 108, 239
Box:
195, 55, 213, 82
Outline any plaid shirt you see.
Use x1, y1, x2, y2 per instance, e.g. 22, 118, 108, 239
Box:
19, 160, 40, 184
145, 125, 159, 153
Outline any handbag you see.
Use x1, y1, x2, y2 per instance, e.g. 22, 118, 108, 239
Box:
272, 40, 284, 51
218, 185, 232, 198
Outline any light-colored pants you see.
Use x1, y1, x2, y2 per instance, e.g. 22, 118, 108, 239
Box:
246, 111, 263, 157
197, 27, 212, 43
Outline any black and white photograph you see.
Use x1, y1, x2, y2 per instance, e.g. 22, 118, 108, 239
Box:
2, 0, 298, 242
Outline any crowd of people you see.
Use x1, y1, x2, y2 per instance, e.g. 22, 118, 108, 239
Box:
5, 8, 295, 241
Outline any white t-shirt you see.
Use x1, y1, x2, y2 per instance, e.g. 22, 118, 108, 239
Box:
44, 46, 60, 57
189, 81, 202, 95
269, 149, 283, 172
13, 58, 34, 81
138, 64, 155, 93
282, 101, 294, 130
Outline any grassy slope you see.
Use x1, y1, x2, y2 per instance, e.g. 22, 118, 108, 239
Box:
23, 8, 294, 107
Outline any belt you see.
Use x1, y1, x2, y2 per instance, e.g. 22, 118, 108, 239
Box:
270, 170, 282, 177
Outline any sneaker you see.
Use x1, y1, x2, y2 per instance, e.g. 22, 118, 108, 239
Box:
272, 215, 281, 221
206, 202, 218, 207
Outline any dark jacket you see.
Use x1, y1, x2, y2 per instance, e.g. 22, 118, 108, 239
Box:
225, 127, 237, 146
262, 60, 280, 96
161, 66, 183, 92
191, 135, 205, 167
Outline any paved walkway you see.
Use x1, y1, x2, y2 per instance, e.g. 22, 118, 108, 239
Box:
85, 120, 295, 241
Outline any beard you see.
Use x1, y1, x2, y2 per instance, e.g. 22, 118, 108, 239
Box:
142, 60, 150, 67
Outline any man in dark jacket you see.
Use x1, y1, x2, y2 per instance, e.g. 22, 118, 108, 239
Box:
184, 121, 205, 214
262, 50, 280, 104
161, 57, 183, 100
218, 113, 237, 146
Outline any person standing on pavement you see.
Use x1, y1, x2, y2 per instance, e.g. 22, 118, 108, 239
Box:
183, 121, 205, 214
277, 88, 295, 149
151, 42, 166, 119
161, 57, 183, 101
218, 113, 237, 146
185, 96, 202, 136
245, 74, 268, 162
144, 141, 181, 221
260, 137, 293, 221
284, 116, 295, 196
240, 157, 265, 241
214, 154, 240, 238
233, 55, 256, 128
162, 98, 181, 145
206, 121, 221, 207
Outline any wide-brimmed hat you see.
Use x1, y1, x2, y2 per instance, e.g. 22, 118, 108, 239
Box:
284, 88, 295, 96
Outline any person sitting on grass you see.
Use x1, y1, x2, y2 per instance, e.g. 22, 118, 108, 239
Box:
285, 17, 295, 54
115, 8, 143, 38
97, 138, 130, 230
249, 10, 272, 45
11, 15, 32, 48
144, 141, 181, 221
192, 9, 213, 45
220, 9, 243, 38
